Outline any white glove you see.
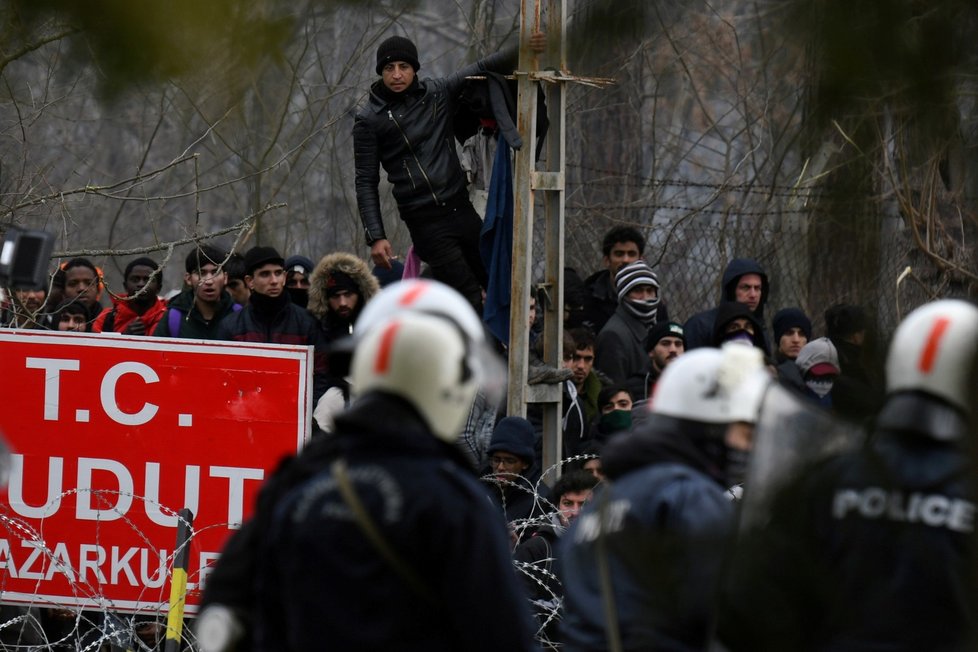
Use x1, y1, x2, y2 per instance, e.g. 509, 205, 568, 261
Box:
313, 386, 346, 433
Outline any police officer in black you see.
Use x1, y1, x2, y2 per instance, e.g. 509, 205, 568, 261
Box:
718, 299, 978, 652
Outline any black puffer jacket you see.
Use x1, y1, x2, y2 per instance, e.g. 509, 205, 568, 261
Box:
353, 46, 516, 243
215, 294, 332, 402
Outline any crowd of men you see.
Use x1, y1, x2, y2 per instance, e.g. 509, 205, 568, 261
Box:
1, 29, 975, 652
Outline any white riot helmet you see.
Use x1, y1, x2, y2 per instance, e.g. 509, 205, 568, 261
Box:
353, 278, 486, 343
886, 299, 978, 413
651, 344, 769, 424
348, 280, 504, 443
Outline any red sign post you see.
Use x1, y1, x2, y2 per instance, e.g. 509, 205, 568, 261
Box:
0, 330, 311, 614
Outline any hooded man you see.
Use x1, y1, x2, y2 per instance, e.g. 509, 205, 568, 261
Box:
793, 337, 841, 409
307, 252, 380, 343
711, 301, 768, 352
595, 260, 661, 399
353, 33, 545, 313
283, 255, 315, 309
684, 257, 770, 353
92, 257, 166, 335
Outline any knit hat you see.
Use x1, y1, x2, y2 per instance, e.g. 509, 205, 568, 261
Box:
123, 257, 159, 280
772, 307, 812, 342
646, 321, 685, 352
615, 260, 659, 301
325, 270, 360, 297
487, 416, 536, 464
615, 260, 660, 326
243, 246, 284, 276
284, 255, 314, 277
376, 36, 420, 75
795, 337, 840, 377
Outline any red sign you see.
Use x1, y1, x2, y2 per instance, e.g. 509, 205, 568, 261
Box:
0, 330, 311, 614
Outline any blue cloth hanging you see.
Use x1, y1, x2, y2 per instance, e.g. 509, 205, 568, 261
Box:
480, 135, 515, 346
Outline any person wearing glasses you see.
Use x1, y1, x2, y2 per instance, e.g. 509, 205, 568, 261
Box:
483, 416, 551, 545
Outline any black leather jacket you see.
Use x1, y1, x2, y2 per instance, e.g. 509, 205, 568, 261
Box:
353, 46, 516, 244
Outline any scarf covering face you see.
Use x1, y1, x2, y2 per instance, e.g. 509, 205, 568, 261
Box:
616, 260, 660, 326
622, 297, 659, 326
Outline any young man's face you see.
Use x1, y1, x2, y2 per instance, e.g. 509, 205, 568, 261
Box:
735, 273, 763, 312
601, 391, 633, 414
125, 265, 161, 307
64, 266, 99, 307
603, 241, 641, 276
725, 317, 756, 336
327, 289, 360, 319
58, 312, 87, 332
558, 489, 593, 527
186, 263, 227, 304
287, 271, 310, 290
565, 346, 595, 387
382, 61, 415, 93
583, 458, 604, 480
14, 288, 46, 313
488, 452, 529, 482
651, 336, 684, 370
778, 327, 808, 360
226, 278, 250, 305
247, 264, 286, 298
625, 284, 657, 302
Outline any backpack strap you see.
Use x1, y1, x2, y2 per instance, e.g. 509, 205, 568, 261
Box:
168, 308, 184, 337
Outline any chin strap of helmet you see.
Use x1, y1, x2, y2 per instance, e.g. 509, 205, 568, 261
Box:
331, 458, 436, 605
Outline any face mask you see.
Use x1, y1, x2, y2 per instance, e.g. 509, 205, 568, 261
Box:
599, 409, 632, 432
287, 286, 309, 308
622, 297, 658, 326
805, 377, 834, 398
723, 330, 754, 346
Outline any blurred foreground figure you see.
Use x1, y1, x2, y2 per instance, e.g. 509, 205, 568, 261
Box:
558, 344, 771, 651
718, 299, 978, 652
199, 280, 534, 652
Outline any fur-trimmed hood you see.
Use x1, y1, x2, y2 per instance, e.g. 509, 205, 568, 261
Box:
307, 252, 380, 320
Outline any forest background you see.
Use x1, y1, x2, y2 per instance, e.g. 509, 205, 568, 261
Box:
2, 0, 977, 340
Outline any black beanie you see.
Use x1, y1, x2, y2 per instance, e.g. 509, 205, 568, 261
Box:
325, 270, 360, 297
487, 417, 536, 464
645, 321, 685, 352
772, 307, 812, 342
375, 36, 420, 75
123, 257, 159, 280
244, 246, 284, 276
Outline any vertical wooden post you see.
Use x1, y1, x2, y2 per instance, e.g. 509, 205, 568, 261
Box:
512, 0, 567, 475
